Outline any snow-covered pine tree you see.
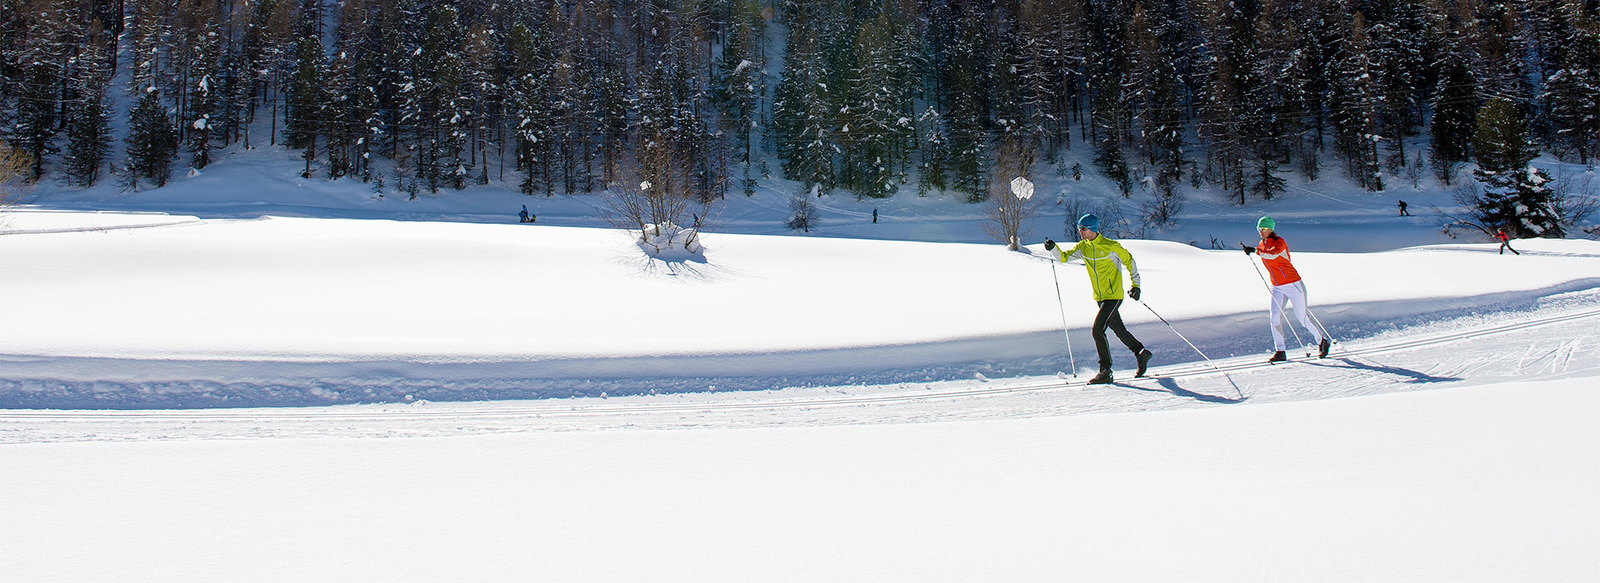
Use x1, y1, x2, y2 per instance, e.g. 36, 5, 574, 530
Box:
1472, 0, 1535, 108
186, 21, 224, 171
918, 106, 949, 195
374, 0, 421, 183
1127, 1, 1184, 184
1429, 49, 1479, 183
504, 21, 555, 195
7, 1, 70, 180
842, 7, 915, 200
548, 0, 583, 195
461, 21, 497, 186
1087, 0, 1133, 197
1471, 97, 1563, 238
284, 15, 324, 178
1246, 0, 1299, 201
126, 84, 180, 188
1194, 0, 1246, 202
323, 45, 358, 179
1328, 12, 1383, 190
1291, 0, 1341, 165
772, 22, 835, 194
711, 2, 761, 168
63, 19, 114, 186
592, 16, 629, 188
1367, 0, 1431, 173
1542, 18, 1599, 164
209, 3, 245, 148
945, 5, 991, 202
124, 0, 178, 188
1015, 0, 1081, 159
419, 4, 468, 191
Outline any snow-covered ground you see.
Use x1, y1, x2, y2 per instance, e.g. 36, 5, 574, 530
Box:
3, 149, 1598, 580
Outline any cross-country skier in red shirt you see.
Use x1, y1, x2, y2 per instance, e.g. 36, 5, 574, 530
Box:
1243, 216, 1330, 362
1496, 228, 1520, 255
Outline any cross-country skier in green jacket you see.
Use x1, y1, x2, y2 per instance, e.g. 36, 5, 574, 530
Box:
1044, 213, 1153, 384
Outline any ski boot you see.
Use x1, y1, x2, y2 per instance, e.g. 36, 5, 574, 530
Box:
1135, 349, 1153, 377
1088, 369, 1114, 385
1268, 350, 1287, 363
1318, 338, 1331, 359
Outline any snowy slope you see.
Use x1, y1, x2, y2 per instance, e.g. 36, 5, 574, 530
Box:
2, 206, 1597, 407
3, 149, 1599, 581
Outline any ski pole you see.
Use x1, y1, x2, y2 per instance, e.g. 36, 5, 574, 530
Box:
1242, 247, 1311, 357
1135, 298, 1244, 400
1304, 306, 1336, 349
1048, 257, 1078, 377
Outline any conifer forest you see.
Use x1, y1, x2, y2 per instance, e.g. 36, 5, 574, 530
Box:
2, 0, 1598, 232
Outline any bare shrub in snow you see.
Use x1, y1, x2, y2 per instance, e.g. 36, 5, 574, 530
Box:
603, 130, 711, 255
0, 140, 33, 210
1141, 190, 1184, 231
983, 138, 1036, 250
786, 188, 820, 232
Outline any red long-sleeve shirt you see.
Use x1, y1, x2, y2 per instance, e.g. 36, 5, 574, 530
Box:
1257, 234, 1302, 286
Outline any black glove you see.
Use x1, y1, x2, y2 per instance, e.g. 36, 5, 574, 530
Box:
1044, 238, 1056, 251
1242, 244, 1256, 255
1129, 286, 1141, 301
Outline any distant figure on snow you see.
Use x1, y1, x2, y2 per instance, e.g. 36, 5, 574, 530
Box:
1496, 228, 1519, 255
1043, 213, 1153, 385
1244, 216, 1330, 362
872, 208, 878, 223
1397, 200, 1410, 216
519, 204, 535, 223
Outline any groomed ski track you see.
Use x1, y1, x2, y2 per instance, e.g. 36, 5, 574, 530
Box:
6, 300, 1596, 444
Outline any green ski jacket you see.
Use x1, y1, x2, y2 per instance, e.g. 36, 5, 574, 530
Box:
1056, 235, 1141, 301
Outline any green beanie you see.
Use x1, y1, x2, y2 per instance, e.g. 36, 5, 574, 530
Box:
1257, 216, 1276, 231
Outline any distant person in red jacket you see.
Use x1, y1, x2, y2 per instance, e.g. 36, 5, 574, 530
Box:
1496, 228, 1519, 255
1243, 216, 1330, 362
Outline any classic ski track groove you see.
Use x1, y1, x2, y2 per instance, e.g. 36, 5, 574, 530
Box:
5, 306, 1598, 422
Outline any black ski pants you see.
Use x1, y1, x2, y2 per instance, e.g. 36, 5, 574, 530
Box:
1093, 299, 1145, 372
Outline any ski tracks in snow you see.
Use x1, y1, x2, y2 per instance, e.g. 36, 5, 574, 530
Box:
3, 303, 1598, 444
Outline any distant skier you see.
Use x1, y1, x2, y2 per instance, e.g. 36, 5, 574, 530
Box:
1398, 200, 1410, 216
1243, 216, 1330, 362
872, 208, 878, 223
519, 204, 535, 223
1496, 227, 1519, 255
1043, 213, 1153, 384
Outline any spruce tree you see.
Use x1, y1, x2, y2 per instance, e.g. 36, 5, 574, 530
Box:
9, 37, 61, 180
64, 21, 114, 186
419, 4, 468, 191
284, 17, 324, 177
126, 85, 180, 188
842, 8, 915, 199
505, 21, 555, 195
1429, 51, 1479, 180
1472, 97, 1562, 238
1088, 0, 1132, 197
187, 26, 223, 170
1328, 13, 1383, 190
1543, 27, 1600, 163
772, 25, 835, 193
711, 3, 761, 173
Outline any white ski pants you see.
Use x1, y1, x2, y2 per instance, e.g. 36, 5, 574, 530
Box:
1269, 281, 1323, 351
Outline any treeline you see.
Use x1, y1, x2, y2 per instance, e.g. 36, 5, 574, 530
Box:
2, 0, 1598, 206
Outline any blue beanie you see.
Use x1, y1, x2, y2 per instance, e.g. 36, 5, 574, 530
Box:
1077, 213, 1100, 232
